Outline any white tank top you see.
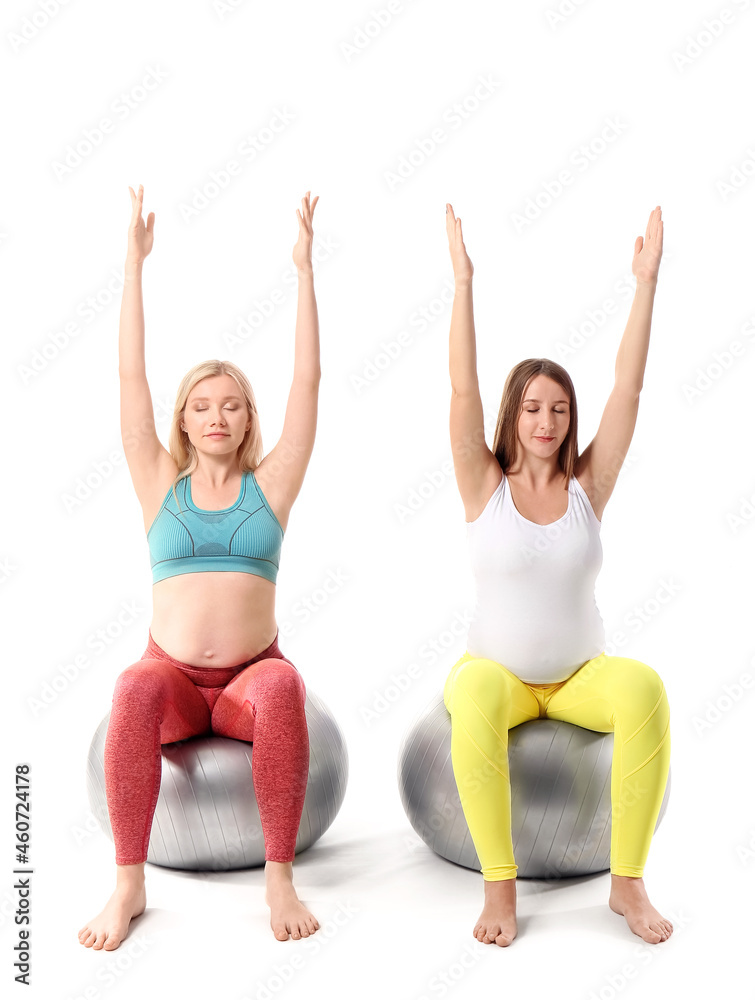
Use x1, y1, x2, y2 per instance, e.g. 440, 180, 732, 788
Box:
465, 472, 605, 683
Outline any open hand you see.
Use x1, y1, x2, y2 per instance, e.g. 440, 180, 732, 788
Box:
446, 203, 474, 284
292, 191, 319, 273
127, 185, 155, 265
632, 205, 663, 285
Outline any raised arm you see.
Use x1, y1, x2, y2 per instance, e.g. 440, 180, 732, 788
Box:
575, 205, 664, 520
446, 204, 502, 521
119, 186, 176, 512
254, 192, 321, 520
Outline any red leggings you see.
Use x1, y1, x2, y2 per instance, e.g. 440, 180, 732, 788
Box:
103, 629, 309, 866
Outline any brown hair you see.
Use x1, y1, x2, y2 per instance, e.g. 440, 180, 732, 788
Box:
167, 359, 264, 509
491, 358, 578, 487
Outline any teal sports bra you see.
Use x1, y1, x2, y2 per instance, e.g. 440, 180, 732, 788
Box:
147, 471, 284, 585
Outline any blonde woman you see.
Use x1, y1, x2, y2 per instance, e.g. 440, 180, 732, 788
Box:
443, 204, 671, 946
79, 186, 321, 950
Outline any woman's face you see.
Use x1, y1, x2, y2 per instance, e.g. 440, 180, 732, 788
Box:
516, 374, 571, 461
181, 374, 252, 454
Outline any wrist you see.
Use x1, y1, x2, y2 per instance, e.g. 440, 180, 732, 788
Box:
125, 258, 144, 276
635, 277, 657, 292
454, 276, 473, 291
296, 265, 314, 279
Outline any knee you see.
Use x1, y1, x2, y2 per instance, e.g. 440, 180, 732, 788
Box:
447, 657, 511, 711
257, 660, 306, 710
611, 658, 669, 722
112, 660, 171, 709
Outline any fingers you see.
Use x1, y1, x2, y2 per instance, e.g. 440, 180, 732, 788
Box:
646, 205, 662, 244
296, 191, 318, 234
446, 203, 463, 246
128, 184, 144, 222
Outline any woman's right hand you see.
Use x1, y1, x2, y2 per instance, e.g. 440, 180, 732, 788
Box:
445, 203, 473, 285
126, 184, 155, 266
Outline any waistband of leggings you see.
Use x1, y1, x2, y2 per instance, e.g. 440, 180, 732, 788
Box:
142, 628, 289, 686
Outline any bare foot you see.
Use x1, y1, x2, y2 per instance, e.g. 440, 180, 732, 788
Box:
473, 877, 517, 947
264, 860, 319, 941
609, 875, 673, 944
78, 864, 146, 951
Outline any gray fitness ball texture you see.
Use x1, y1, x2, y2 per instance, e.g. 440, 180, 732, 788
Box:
398, 692, 670, 879
87, 689, 348, 871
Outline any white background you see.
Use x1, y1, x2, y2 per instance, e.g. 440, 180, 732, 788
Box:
2, 0, 754, 997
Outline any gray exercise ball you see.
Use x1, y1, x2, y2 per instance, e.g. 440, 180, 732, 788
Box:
87, 688, 348, 871
398, 692, 670, 879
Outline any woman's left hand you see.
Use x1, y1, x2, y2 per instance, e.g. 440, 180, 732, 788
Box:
632, 205, 663, 285
292, 190, 319, 273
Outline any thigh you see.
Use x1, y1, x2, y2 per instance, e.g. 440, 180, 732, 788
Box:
545, 653, 666, 732
443, 651, 541, 728
211, 656, 306, 741
112, 657, 211, 743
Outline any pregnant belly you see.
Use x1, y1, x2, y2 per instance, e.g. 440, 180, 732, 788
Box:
150, 572, 278, 668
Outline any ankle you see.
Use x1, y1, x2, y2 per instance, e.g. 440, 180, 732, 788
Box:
115, 863, 146, 889
265, 860, 294, 882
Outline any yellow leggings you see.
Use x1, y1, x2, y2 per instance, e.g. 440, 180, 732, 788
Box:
443, 651, 670, 880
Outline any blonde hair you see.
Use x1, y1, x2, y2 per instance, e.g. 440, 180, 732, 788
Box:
167, 359, 263, 509
491, 358, 578, 488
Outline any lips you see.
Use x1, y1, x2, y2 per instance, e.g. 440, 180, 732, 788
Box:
535, 436, 554, 442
